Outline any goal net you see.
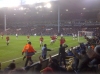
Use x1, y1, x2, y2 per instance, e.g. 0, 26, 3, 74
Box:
78, 31, 93, 42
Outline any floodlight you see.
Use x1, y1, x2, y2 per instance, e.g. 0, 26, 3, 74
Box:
44, 3, 51, 8
46, 3, 51, 8
19, 7, 24, 10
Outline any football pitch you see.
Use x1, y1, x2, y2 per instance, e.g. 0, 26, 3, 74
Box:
0, 35, 86, 69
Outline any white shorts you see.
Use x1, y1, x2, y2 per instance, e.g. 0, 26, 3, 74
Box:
50, 40, 54, 43
40, 41, 43, 44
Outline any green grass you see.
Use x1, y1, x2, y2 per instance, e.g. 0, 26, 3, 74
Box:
0, 35, 86, 69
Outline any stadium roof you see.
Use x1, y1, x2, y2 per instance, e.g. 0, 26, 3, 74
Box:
0, 0, 100, 21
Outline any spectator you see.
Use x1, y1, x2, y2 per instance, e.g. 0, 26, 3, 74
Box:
34, 56, 42, 74
41, 44, 51, 59
72, 48, 90, 72
67, 47, 74, 56
41, 55, 67, 74
59, 44, 68, 68
41, 67, 54, 74
79, 43, 86, 51
4, 61, 16, 73
89, 45, 100, 65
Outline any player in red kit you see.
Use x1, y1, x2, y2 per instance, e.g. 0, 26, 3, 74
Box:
54, 35, 57, 42
6, 35, 10, 45
40, 36, 44, 47
27, 35, 30, 42
50, 36, 55, 45
60, 37, 66, 45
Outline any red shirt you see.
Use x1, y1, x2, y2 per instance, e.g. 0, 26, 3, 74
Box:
40, 37, 44, 42
54, 36, 57, 39
42, 67, 54, 74
60, 38, 66, 45
6, 36, 9, 41
51, 36, 55, 40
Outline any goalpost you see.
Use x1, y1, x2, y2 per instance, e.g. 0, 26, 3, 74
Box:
78, 31, 93, 42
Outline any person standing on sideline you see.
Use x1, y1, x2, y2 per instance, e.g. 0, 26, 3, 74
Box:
59, 44, 68, 68
22, 42, 36, 67
42, 44, 51, 59
6, 35, 10, 46
40, 36, 44, 47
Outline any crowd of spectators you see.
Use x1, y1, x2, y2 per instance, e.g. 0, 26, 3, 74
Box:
0, 25, 100, 36
0, 20, 100, 35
